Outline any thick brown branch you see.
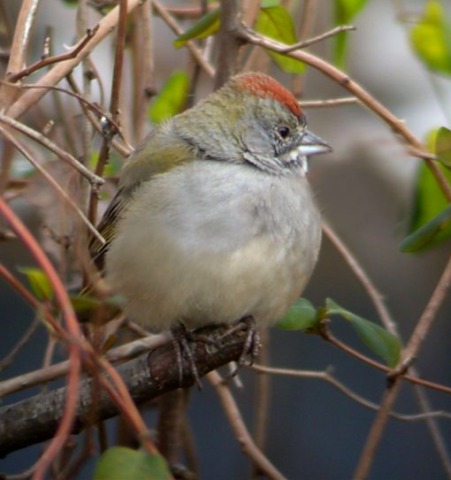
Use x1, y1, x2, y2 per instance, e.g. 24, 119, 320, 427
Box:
0, 324, 247, 457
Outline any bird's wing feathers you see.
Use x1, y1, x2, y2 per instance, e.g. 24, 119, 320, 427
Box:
90, 129, 194, 270
90, 187, 128, 270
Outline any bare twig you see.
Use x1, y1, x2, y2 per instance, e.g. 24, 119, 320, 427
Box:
322, 221, 396, 334
282, 25, 356, 53
395, 255, 451, 374
208, 370, 287, 480
320, 327, 451, 395
0, 125, 104, 245
88, 0, 128, 225
6, 0, 145, 120
251, 364, 451, 422
152, 0, 215, 78
0, 332, 171, 398
353, 255, 451, 480
0, 114, 104, 188
322, 222, 451, 470
0, 315, 40, 371
7, 26, 100, 82
252, 330, 271, 480
300, 96, 358, 108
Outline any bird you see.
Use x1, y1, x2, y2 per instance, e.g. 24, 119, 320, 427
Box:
90, 71, 331, 373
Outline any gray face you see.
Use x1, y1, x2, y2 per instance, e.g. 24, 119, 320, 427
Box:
237, 100, 330, 175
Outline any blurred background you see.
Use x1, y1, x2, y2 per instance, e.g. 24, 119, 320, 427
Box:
1, 0, 450, 478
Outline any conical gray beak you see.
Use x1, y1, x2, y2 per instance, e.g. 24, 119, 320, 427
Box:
297, 129, 332, 156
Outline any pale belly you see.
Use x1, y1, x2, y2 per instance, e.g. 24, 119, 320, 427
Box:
106, 162, 321, 331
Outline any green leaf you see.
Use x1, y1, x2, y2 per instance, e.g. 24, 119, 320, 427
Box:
173, 8, 220, 48
70, 294, 101, 314
407, 158, 451, 251
401, 204, 451, 252
256, 5, 305, 74
436, 126, 451, 167
94, 447, 171, 480
277, 298, 318, 330
409, 0, 451, 75
18, 267, 53, 301
149, 71, 190, 124
326, 299, 401, 367
70, 293, 124, 314
333, 0, 367, 68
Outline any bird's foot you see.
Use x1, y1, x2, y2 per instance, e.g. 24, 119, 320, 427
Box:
171, 324, 202, 389
170, 324, 219, 389
221, 316, 261, 374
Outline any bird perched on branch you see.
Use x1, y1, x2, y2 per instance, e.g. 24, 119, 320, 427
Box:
90, 72, 331, 372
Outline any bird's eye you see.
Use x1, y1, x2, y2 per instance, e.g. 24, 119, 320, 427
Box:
277, 126, 290, 139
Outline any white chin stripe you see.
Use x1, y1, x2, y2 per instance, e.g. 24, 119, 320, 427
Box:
300, 155, 308, 173
288, 147, 308, 173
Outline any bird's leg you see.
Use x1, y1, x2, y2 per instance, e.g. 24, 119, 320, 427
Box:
221, 315, 262, 367
170, 323, 202, 389
239, 316, 261, 365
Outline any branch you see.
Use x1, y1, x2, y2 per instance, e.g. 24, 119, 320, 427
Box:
251, 364, 451, 422
208, 370, 287, 480
353, 254, 451, 480
6, 0, 144, 120
152, 0, 215, 78
0, 324, 248, 457
6, 26, 100, 83
0, 114, 104, 188
215, 0, 243, 88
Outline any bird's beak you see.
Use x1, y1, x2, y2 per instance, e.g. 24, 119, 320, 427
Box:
297, 129, 332, 156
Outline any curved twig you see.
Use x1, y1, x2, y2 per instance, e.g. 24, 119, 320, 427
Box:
207, 370, 287, 480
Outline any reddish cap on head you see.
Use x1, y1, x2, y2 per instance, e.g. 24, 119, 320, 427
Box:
232, 72, 302, 118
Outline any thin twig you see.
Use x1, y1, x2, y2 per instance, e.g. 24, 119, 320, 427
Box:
322, 222, 451, 469
0, 114, 104, 187
322, 221, 396, 334
0, 125, 105, 245
88, 0, 128, 225
251, 364, 451, 422
152, 0, 215, 78
353, 255, 451, 480
7, 26, 100, 82
394, 255, 451, 375
300, 96, 358, 108
281, 25, 356, 53
251, 330, 271, 480
6, 0, 144, 120
0, 315, 40, 371
207, 370, 287, 480
321, 327, 451, 395
0, 333, 172, 398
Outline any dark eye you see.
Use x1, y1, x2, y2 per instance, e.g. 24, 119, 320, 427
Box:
277, 126, 290, 139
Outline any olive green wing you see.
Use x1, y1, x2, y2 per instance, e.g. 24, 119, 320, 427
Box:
89, 128, 194, 271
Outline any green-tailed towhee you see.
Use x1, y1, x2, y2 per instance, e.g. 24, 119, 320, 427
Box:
91, 72, 330, 338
